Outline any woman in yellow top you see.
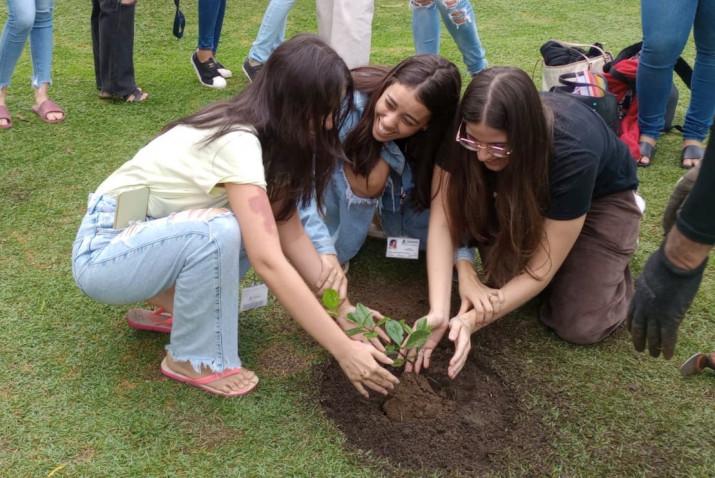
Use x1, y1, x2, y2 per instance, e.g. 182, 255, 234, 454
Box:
71, 35, 398, 398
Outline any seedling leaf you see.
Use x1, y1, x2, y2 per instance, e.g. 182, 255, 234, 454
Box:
392, 357, 405, 368
321, 289, 340, 312
405, 329, 431, 349
399, 319, 413, 334
415, 317, 430, 332
346, 327, 364, 337
354, 303, 375, 328
384, 344, 398, 355
385, 319, 404, 345
364, 331, 379, 339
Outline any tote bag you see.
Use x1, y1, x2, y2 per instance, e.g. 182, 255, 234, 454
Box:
541, 40, 613, 91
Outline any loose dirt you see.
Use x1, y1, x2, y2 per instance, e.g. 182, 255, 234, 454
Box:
316, 245, 553, 476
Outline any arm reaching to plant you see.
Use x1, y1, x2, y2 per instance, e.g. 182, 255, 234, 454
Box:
447, 215, 585, 378
228, 184, 398, 397
296, 198, 348, 299
407, 166, 455, 374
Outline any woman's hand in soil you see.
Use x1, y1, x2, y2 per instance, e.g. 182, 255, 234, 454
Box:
457, 265, 504, 323
316, 254, 347, 300
336, 302, 388, 352
335, 340, 399, 398
405, 313, 448, 374
447, 312, 482, 379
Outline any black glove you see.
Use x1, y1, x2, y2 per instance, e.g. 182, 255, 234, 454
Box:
627, 245, 708, 359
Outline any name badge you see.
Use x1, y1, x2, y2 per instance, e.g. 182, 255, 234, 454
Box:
240, 283, 269, 311
385, 237, 420, 259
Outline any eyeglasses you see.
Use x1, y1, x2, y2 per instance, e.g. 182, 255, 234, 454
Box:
455, 121, 511, 159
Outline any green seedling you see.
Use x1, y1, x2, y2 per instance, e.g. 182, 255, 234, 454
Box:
321, 289, 432, 368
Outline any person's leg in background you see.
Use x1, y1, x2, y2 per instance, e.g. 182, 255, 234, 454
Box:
243, 0, 297, 81
209, 0, 232, 78
0, 0, 36, 127
435, 0, 486, 75
192, 0, 227, 88
410, 0, 442, 57
316, 0, 374, 69
92, 0, 146, 102
637, 0, 696, 166
680, 0, 715, 168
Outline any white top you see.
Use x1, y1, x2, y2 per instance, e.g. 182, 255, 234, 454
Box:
95, 125, 267, 218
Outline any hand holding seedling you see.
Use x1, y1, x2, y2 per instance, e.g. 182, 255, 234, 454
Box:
316, 254, 347, 300
322, 289, 432, 369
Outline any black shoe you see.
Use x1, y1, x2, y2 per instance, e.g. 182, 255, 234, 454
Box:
242, 57, 263, 83
191, 52, 227, 89
215, 60, 233, 79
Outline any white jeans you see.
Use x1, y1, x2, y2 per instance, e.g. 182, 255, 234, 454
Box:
316, 0, 374, 69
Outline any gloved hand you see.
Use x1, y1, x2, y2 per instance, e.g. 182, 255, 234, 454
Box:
627, 245, 708, 359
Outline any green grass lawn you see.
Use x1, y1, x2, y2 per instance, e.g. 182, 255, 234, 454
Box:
1, 0, 713, 476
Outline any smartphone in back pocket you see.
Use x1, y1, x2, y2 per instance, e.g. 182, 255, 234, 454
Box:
114, 187, 150, 229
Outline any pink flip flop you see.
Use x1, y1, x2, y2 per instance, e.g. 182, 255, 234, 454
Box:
32, 99, 65, 124
125, 307, 173, 333
160, 357, 258, 397
0, 105, 11, 129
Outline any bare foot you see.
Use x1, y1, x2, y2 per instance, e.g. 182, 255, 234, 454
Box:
163, 353, 258, 396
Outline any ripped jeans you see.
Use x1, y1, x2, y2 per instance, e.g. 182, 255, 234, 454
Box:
301, 162, 430, 264
410, 0, 487, 75
72, 194, 250, 372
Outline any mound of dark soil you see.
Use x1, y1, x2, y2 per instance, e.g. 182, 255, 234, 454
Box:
317, 248, 552, 475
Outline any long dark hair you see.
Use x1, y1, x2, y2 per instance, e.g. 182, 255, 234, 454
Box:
163, 34, 353, 220
344, 55, 460, 209
443, 67, 552, 286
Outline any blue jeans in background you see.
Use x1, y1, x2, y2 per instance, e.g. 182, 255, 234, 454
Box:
410, 0, 486, 76
72, 194, 251, 372
197, 0, 227, 52
0, 0, 54, 88
638, 0, 715, 141
248, 0, 297, 64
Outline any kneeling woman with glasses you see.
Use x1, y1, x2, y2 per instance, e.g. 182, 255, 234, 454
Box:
412, 67, 642, 378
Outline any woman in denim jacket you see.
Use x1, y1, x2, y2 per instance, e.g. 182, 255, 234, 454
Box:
301, 55, 461, 267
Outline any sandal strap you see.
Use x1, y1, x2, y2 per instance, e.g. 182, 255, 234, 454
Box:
682, 144, 705, 160
639, 140, 656, 159
34, 99, 65, 118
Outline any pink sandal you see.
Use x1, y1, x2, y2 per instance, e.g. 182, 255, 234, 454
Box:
125, 307, 173, 333
32, 99, 65, 124
0, 105, 11, 129
160, 358, 258, 397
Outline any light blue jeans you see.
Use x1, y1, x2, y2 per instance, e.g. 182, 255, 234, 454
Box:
72, 194, 251, 372
638, 0, 715, 140
0, 0, 54, 88
247, 0, 297, 64
410, 0, 487, 76
301, 162, 430, 264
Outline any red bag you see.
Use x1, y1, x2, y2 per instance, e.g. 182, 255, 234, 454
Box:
603, 42, 692, 161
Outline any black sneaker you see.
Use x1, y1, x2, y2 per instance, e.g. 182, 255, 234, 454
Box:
242, 57, 263, 83
191, 52, 227, 89
215, 60, 233, 79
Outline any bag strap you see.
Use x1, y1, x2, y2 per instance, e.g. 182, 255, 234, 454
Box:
674, 57, 693, 89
